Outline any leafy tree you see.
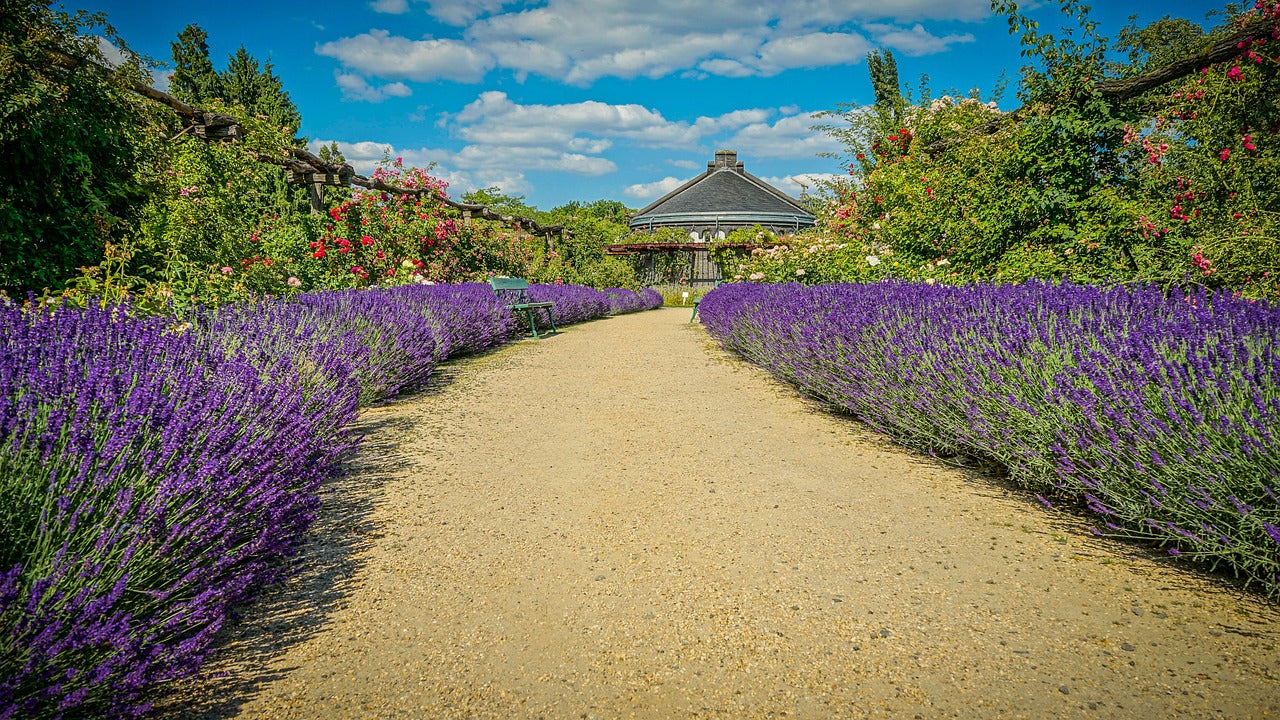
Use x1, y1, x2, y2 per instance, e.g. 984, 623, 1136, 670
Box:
462, 186, 540, 219
796, 1, 1280, 296
317, 141, 346, 165
214, 46, 308, 214
169, 24, 221, 103
1114, 16, 1206, 73
0, 0, 166, 294
549, 198, 632, 226
218, 47, 302, 139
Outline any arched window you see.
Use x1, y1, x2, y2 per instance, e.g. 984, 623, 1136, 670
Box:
688, 231, 701, 242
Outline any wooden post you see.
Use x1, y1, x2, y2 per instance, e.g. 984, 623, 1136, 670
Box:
307, 176, 325, 215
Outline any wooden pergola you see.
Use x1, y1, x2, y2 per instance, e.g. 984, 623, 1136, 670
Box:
604, 242, 777, 285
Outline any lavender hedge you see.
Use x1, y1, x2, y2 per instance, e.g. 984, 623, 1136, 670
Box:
603, 288, 664, 315
640, 288, 663, 310
0, 282, 635, 717
526, 283, 610, 325
700, 281, 1280, 596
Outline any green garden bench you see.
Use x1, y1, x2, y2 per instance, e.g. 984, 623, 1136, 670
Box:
489, 277, 558, 338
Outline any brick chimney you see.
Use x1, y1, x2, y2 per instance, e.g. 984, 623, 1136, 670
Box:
709, 150, 742, 173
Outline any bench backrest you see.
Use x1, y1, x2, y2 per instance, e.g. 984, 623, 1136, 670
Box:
489, 276, 530, 304
489, 277, 529, 291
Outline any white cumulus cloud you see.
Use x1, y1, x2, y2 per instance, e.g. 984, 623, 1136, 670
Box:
448, 91, 772, 151
311, 95, 845, 203
866, 23, 976, 56
369, 0, 409, 13
318, 0, 990, 86
623, 176, 686, 201
724, 110, 844, 159
316, 29, 494, 82
334, 72, 413, 102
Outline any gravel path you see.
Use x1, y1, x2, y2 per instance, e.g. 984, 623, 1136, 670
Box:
170, 306, 1279, 719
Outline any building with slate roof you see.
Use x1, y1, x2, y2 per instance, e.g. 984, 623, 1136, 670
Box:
629, 150, 816, 239
612, 150, 815, 285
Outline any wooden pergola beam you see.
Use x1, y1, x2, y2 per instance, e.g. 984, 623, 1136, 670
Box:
1093, 14, 1280, 101
44, 43, 572, 237
604, 242, 776, 255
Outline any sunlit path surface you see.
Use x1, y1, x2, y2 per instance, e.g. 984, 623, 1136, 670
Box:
169, 307, 1279, 720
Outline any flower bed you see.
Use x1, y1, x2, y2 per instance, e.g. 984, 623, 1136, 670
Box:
699, 281, 1280, 596
0, 282, 645, 717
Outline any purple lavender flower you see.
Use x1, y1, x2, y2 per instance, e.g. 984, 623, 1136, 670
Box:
1, 281, 643, 716
699, 280, 1280, 597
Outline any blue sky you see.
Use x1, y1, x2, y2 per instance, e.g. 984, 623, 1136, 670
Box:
78, 0, 1223, 210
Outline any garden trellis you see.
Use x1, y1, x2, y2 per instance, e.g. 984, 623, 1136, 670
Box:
45, 45, 571, 244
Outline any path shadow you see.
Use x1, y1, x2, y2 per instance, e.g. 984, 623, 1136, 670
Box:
379, 341, 520, 400
154, 317, 645, 716
154, 408, 425, 717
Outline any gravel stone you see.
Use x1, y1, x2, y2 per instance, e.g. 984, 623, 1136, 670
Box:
162, 308, 1280, 720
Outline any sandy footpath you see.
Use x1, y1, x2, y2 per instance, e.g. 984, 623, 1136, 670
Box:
167, 306, 1279, 719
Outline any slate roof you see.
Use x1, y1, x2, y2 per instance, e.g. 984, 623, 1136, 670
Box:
629, 150, 816, 231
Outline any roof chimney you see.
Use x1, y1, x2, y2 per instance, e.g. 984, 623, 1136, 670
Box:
712, 150, 739, 172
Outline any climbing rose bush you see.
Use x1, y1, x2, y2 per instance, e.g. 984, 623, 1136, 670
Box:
751, 2, 1280, 296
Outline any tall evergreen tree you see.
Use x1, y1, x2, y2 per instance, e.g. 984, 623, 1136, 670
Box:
169, 24, 221, 103
219, 47, 302, 142
219, 47, 260, 110
213, 46, 309, 213
256, 61, 303, 141
866, 49, 903, 124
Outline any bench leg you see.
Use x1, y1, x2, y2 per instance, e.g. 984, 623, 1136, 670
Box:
544, 307, 557, 335
526, 309, 540, 338
690, 302, 700, 323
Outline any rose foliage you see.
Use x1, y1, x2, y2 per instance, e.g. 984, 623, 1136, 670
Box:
728, 1, 1280, 300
